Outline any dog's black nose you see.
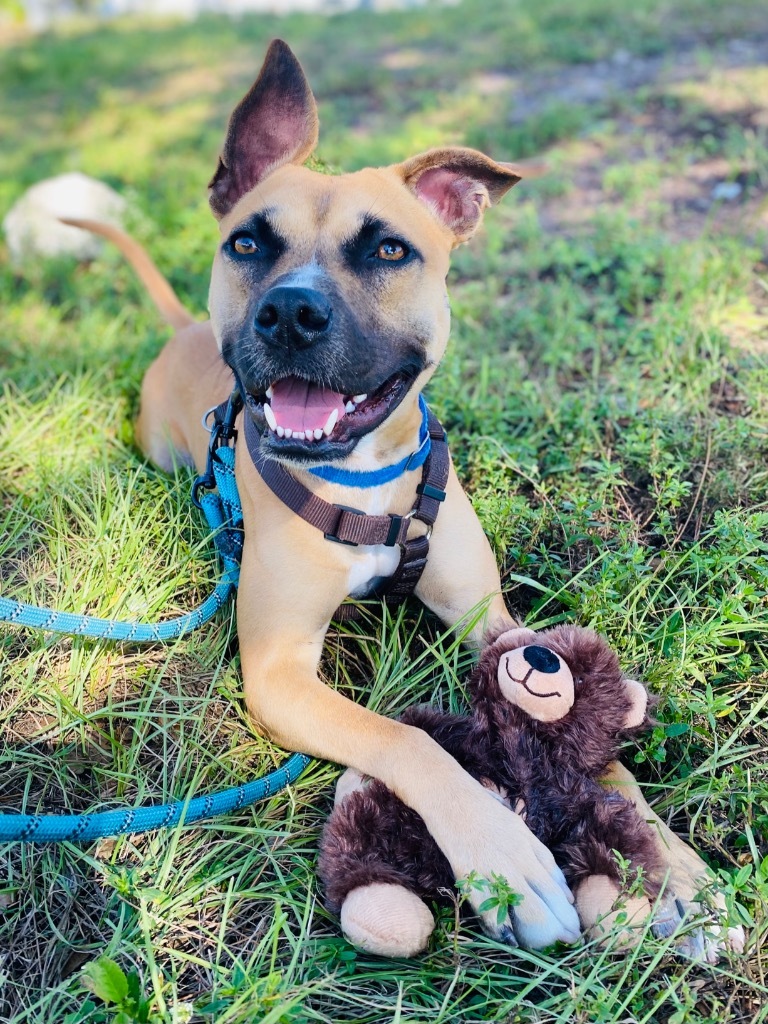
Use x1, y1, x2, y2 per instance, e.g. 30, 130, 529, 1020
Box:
255, 286, 332, 350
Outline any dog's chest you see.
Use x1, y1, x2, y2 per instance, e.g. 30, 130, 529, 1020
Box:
347, 545, 402, 598
343, 488, 402, 598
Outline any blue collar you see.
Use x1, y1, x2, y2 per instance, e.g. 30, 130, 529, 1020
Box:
308, 395, 431, 489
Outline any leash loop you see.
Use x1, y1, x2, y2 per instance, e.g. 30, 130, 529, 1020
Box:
0, 386, 312, 842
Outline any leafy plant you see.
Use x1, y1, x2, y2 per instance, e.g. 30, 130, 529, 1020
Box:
75, 959, 156, 1024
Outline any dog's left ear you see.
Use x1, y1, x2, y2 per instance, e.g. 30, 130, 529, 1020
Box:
209, 39, 319, 218
398, 147, 525, 244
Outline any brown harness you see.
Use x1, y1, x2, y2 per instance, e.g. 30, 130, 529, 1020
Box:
237, 399, 450, 620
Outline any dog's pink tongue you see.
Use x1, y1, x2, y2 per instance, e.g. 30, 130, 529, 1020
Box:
269, 378, 346, 433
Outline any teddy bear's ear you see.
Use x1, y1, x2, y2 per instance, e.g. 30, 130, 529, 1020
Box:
491, 627, 539, 649
622, 679, 649, 729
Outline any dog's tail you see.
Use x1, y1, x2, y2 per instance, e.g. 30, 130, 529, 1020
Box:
59, 217, 196, 331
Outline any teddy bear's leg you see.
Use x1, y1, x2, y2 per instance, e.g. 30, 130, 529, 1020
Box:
563, 792, 662, 882
319, 781, 454, 957
575, 874, 652, 947
557, 790, 662, 946
340, 882, 436, 957
329, 773, 436, 955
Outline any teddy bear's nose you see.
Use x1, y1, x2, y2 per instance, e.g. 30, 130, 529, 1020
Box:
522, 645, 562, 674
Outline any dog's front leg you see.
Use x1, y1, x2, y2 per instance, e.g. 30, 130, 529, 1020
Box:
236, 536, 579, 949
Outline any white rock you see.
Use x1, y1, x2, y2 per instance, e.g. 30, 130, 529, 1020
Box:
711, 181, 743, 202
3, 172, 127, 264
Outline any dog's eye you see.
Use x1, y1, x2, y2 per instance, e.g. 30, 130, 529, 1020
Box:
376, 239, 408, 261
232, 234, 259, 255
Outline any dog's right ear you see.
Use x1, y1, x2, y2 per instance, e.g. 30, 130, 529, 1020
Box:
209, 39, 319, 219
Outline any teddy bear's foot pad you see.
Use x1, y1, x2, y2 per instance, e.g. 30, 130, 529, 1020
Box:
340, 883, 435, 958
576, 874, 652, 947
334, 767, 368, 807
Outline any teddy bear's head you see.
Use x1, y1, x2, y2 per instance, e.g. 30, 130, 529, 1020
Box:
495, 631, 578, 723
471, 624, 651, 774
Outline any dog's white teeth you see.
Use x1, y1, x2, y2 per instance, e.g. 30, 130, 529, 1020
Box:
323, 408, 339, 437
285, 428, 293, 438
313, 427, 323, 440
345, 400, 356, 413
263, 403, 278, 432
352, 394, 367, 404
296, 430, 306, 441
266, 385, 274, 400
324, 409, 339, 436
277, 426, 285, 438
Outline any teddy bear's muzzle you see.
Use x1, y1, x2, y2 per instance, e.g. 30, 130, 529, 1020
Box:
497, 645, 576, 722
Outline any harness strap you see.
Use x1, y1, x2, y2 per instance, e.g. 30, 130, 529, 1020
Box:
373, 412, 449, 604
237, 398, 449, 615
244, 415, 411, 547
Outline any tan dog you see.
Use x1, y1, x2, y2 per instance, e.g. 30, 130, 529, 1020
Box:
71, 40, 743, 960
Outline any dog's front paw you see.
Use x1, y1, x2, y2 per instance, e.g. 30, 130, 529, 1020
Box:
448, 788, 581, 949
650, 861, 746, 963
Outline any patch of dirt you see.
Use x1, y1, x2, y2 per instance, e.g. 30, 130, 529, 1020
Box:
500, 36, 768, 250
0, 847, 113, 1022
497, 37, 768, 122
710, 374, 753, 417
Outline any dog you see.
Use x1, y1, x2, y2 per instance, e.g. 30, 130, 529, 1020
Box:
68, 39, 743, 960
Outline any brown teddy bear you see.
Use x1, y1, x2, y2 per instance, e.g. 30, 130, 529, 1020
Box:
318, 625, 662, 957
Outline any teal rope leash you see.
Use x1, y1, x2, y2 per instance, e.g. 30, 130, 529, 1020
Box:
0, 391, 311, 842
0, 753, 311, 843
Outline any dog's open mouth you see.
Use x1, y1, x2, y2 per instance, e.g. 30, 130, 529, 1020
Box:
244, 370, 414, 457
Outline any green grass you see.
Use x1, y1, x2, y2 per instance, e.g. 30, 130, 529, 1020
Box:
2, 1, 768, 1021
